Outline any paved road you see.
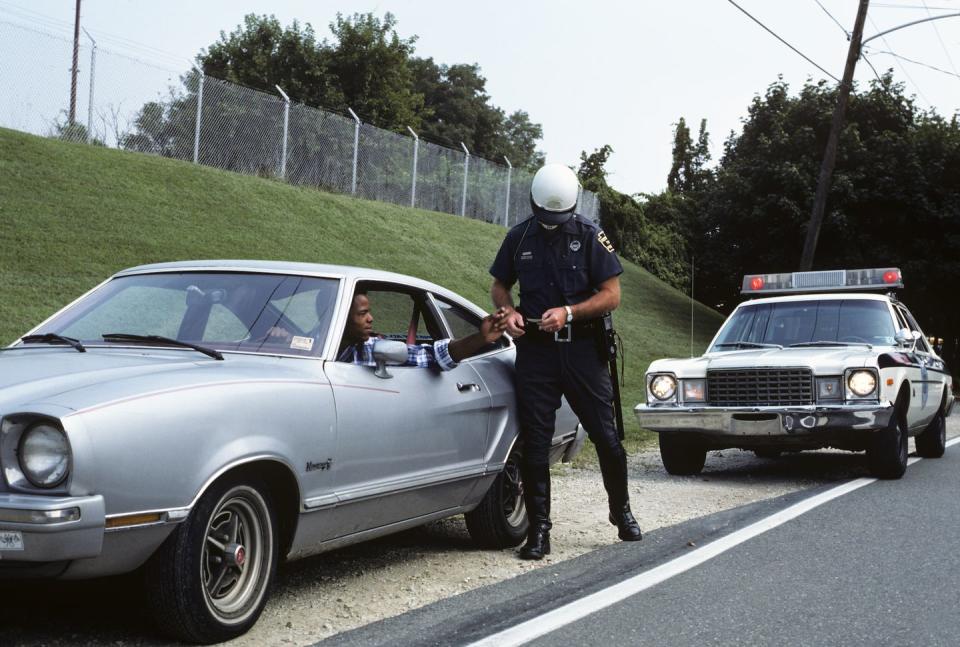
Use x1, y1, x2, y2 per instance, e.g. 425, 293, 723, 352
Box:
325, 417, 960, 647
530, 439, 960, 646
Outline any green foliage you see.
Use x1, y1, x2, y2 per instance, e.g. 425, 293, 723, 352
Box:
578, 145, 689, 291
0, 127, 724, 448
122, 13, 543, 173
671, 74, 960, 373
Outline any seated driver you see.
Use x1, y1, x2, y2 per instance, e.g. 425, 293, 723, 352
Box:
337, 291, 506, 370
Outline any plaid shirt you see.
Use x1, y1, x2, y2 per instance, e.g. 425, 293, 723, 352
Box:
337, 337, 457, 371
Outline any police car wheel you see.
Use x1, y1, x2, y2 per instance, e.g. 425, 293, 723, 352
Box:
916, 407, 946, 458
867, 394, 909, 479
465, 451, 528, 548
659, 433, 706, 476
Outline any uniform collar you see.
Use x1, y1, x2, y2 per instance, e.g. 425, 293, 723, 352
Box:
528, 215, 580, 237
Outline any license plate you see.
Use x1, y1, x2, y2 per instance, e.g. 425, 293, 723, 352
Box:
0, 530, 24, 551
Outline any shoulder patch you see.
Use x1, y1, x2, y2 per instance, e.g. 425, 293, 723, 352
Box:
597, 230, 615, 253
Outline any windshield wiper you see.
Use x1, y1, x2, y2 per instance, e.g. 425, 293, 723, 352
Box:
101, 333, 223, 360
20, 333, 86, 352
713, 341, 783, 350
789, 341, 873, 349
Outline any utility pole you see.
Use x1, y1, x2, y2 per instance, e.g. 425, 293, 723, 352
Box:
799, 0, 870, 271
68, 0, 82, 125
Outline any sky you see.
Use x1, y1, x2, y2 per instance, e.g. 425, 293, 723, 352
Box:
1, 0, 958, 196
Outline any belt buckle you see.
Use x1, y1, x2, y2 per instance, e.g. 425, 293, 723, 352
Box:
554, 323, 572, 343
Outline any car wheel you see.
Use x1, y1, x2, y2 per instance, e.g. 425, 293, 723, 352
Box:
867, 395, 909, 479
145, 476, 278, 644
659, 432, 706, 476
916, 407, 946, 458
465, 450, 528, 548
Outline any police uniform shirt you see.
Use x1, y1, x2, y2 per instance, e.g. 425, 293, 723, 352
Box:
489, 215, 623, 320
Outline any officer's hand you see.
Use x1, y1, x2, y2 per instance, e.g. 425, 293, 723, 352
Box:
539, 307, 568, 333
501, 307, 525, 337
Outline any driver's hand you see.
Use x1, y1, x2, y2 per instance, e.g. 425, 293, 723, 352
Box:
265, 326, 292, 341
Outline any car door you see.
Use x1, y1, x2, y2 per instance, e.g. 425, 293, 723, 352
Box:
897, 305, 943, 426
324, 283, 491, 538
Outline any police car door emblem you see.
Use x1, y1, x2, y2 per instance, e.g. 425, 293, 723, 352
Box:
569, 240, 581, 252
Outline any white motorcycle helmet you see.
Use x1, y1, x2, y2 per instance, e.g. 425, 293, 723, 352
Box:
530, 163, 580, 226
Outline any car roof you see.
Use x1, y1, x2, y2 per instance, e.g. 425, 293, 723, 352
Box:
114, 260, 475, 310
737, 292, 894, 307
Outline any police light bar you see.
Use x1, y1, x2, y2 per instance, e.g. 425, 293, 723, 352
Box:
741, 268, 903, 295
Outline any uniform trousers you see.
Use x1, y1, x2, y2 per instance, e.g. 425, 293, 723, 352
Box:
515, 334, 630, 526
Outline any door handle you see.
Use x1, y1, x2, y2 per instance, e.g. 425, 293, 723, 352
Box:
457, 382, 481, 393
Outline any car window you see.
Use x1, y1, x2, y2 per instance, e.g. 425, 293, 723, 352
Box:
897, 305, 932, 353
435, 297, 509, 351
42, 272, 340, 357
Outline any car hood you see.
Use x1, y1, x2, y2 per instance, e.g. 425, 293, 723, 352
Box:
647, 346, 879, 378
0, 348, 220, 411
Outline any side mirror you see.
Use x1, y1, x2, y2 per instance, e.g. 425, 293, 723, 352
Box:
372, 340, 408, 379
894, 328, 920, 350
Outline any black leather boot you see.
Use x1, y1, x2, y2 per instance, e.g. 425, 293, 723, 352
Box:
519, 464, 552, 560
598, 447, 642, 541
609, 503, 643, 541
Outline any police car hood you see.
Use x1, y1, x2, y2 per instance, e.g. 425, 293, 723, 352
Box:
647, 346, 881, 378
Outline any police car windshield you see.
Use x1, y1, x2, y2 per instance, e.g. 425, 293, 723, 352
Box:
710, 299, 896, 352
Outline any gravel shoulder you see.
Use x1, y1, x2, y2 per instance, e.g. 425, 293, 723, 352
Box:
2, 418, 955, 646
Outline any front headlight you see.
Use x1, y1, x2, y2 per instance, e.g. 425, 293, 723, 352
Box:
650, 374, 677, 401
18, 423, 70, 488
847, 370, 878, 398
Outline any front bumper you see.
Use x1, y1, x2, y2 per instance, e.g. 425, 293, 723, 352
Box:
634, 403, 894, 437
0, 493, 105, 568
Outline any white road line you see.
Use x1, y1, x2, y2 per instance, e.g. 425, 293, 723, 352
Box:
469, 437, 960, 647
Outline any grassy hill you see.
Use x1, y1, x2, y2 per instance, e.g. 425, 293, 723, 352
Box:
0, 127, 724, 449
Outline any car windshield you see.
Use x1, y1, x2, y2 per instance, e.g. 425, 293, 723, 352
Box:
710, 299, 896, 352
33, 272, 340, 357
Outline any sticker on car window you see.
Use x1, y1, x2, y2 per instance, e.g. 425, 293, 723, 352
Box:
290, 336, 314, 351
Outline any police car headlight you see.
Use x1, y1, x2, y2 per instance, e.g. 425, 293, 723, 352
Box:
18, 423, 70, 488
650, 374, 677, 401
847, 370, 878, 398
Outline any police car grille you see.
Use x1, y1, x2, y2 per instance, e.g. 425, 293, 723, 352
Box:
706, 368, 814, 406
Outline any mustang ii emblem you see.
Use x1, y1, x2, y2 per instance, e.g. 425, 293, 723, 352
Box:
306, 459, 332, 472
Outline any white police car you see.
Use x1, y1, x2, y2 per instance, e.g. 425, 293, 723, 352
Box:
635, 268, 954, 479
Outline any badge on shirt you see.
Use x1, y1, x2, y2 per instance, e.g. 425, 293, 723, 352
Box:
597, 230, 615, 253
569, 240, 581, 252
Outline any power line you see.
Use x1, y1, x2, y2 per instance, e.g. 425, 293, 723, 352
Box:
922, 0, 960, 77
866, 46, 960, 78
725, 0, 840, 82
866, 14, 933, 106
812, 0, 851, 36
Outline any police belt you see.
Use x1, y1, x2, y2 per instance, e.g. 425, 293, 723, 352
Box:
520, 318, 603, 343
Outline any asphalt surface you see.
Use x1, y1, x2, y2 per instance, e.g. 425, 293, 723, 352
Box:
324, 427, 960, 647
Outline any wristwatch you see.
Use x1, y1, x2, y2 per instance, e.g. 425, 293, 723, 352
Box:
564, 305, 573, 323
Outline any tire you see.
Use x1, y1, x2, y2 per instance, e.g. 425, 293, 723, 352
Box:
916, 407, 946, 458
465, 450, 528, 548
659, 432, 706, 476
867, 395, 909, 479
145, 476, 278, 644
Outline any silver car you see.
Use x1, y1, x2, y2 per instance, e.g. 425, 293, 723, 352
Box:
635, 268, 953, 479
0, 260, 583, 643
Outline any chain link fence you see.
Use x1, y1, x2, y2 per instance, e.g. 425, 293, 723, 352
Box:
0, 19, 600, 226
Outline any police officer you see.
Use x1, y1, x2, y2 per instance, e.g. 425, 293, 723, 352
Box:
490, 163, 642, 560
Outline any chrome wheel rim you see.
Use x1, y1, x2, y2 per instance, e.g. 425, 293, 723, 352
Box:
201, 487, 271, 621
502, 458, 526, 528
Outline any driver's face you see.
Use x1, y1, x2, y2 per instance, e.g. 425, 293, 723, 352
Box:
346, 294, 374, 343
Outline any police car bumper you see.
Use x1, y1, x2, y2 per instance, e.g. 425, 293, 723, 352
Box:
0, 494, 105, 574
634, 402, 894, 437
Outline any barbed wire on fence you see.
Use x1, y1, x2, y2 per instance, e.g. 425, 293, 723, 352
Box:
0, 19, 600, 227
